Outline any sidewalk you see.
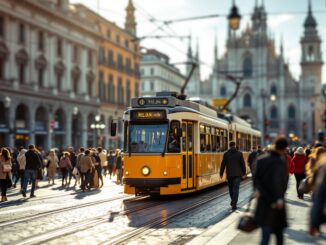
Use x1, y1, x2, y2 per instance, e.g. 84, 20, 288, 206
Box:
188, 176, 325, 245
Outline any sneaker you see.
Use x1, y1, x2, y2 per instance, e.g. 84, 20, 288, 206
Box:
231, 205, 237, 210
21, 190, 26, 197
30, 194, 36, 198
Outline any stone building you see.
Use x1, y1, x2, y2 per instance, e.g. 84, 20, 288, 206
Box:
203, 1, 324, 144
140, 49, 185, 96
0, 0, 139, 150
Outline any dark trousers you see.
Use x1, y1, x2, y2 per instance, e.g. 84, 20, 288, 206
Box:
227, 176, 241, 206
14, 170, 25, 187
80, 171, 90, 190
61, 168, 68, 183
95, 165, 103, 187
294, 173, 306, 197
23, 170, 37, 195
0, 179, 7, 196
108, 164, 113, 177
261, 226, 283, 245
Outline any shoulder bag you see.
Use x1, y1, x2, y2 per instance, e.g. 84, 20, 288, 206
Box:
298, 178, 311, 194
3, 164, 12, 173
237, 193, 257, 233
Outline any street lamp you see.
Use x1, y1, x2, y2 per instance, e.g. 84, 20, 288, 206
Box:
4, 96, 12, 146
90, 114, 105, 146
228, 0, 241, 31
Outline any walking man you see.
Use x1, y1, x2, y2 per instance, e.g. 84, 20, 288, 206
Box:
22, 145, 42, 198
220, 141, 246, 210
77, 150, 93, 192
253, 137, 289, 245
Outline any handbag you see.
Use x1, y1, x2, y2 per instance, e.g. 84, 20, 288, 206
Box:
3, 164, 12, 173
72, 167, 79, 176
237, 193, 257, 233
298, 178, 310, 194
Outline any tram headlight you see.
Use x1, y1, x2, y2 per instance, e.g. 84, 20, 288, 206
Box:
141, 166, 150, 176
125, 171, 129, 176
163, 171, 168, 176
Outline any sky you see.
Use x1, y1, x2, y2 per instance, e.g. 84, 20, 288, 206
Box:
70, 0, 326, 83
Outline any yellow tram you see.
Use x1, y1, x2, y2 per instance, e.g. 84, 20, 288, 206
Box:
116, 92, 261, 195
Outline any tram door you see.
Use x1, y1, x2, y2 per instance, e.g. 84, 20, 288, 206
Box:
181, 121, 194, 190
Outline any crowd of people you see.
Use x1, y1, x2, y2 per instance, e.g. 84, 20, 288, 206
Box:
220, 138, 326, 244
0, 145, 124, 200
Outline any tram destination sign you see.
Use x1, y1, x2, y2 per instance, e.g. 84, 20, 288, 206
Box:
131, 110, 166, 121
137, 98, 169, 106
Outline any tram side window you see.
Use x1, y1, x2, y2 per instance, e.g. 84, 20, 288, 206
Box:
220, 130, 227, 152
124, 121, 129, 151
211, 129, 216, 152
205, 126, 211, 152
168, 121, 181, 153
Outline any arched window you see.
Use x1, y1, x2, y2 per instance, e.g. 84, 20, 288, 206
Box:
308, 45, 315, 61
288, 105, 296, 119
270, 106, 278, 119
271, 85, 277, 96
243, 93, 251, 107
220, 86, 226, 96
243, 57, 253, 78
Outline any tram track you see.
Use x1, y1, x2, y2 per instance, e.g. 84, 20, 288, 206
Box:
0, 193, 139, 227
105, 180, 253, 245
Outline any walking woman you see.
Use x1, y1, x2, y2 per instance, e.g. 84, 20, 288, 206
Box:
0, 148, 12, 202
16, 147, 27, 189
47, 150, 59, 185
59, 152, 72, 186
292, 147, 308, 199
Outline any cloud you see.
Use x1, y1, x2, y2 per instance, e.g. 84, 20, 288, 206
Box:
268, 14, 295, 28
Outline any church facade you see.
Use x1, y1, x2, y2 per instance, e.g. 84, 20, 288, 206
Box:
198, 1, 324, 144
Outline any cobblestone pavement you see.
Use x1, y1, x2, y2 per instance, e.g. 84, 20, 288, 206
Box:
0, 176, 253, 245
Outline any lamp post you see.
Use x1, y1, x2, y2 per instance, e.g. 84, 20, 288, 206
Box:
90, 115, 105, 147
4, 96, 12, 146
228, 0, 241, 31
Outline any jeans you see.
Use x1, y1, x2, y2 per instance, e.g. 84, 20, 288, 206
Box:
23, 169, 37, 195
95, 165, 103, 187
80, 171, 91, 190
14, 170, 25, 187
261, 225, 283, 245
227, 176, 241, 206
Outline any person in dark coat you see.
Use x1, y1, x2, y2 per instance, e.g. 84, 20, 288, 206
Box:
248, 146, 262, 173
253, 137, 289, 245
220, 141, 246, 210
22, 144, 43, 198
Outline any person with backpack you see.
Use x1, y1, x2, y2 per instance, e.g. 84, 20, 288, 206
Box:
59, 152, 72, 187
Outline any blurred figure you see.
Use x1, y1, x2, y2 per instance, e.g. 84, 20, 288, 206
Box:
254, 137, 289, 245
219, 141, 246, 210
309, 151, 326, 236
77, 150, 93, 192
248, 145, 262, 173
0, 148, 12, 202
285, 148, 295, 179
67, 147, 77, 186
292, 147, 308, 199
98, 147, 107, 178
16, 147, 27, 189
59, 152, 72, 186
34, 148, 44, 188
22, 144, 42, 198
115, 150, 123, 185
107, 150, 115, 179
305, 147, 326, 191
47, 150, 59, 185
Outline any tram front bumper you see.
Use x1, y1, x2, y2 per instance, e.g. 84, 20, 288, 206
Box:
124, 178, 181, 195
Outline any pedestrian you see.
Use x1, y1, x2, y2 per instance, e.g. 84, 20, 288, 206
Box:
98, 147, 107, 178
253, 137, 289, 245
34, 148, 44, 188
95, 148, 104, 187
107, 150, 115, 179
0, 148, 12, 202
47, 150, 59, 185
305, 147, 326, 191
292, 147, 308, 199
11, 152, 20, 188
75, 147, 85, 187
67, 147, 77, 186
59, 152, 72, 186
16, 147, 27, 189
77, 150, 93, 192
22, 144, 42, 198
309, 151, 326, 236
116, 151, 124, 185
248, 145, 262, 173
219, 141, 246, 210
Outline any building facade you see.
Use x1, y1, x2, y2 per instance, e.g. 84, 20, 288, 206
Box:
0, 0, 140, 150
203, 1, 324, 144
140, 49, 185, 96
73, 0, 140, 149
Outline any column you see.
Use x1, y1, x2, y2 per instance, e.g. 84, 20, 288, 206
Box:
8, 102, 15, 147
7, 17, 16, 82
48, 34, 55, 89
81, 112, 88, 147
64, 41, 72, 92
65, 112, 72, 147
29, 103, 35, 145
29, 27, 37, 85
80, 48, 87, 95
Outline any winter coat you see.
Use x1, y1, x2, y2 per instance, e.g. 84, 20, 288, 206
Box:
107, 155, 115, 166
220, 147, 246, 177
292, 154, 307, 174
78, 155, 93, 173
287, 155, 294, 175
310, 162, 326, 228
47, 155, 59, 179
17, 150, 27, 170
253, 151, 288, 230
25, 150, 42, 171
0, 156, 12, 180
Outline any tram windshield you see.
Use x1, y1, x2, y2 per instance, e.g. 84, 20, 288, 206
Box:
128, 123, 168, 153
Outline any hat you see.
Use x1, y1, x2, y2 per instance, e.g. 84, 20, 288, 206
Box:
295, 147, 305, 155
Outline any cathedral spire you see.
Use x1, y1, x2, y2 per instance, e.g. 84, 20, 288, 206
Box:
187, 34, 193, 60
214, 35, 218, 62
125, 0, 137, 36
195, 38, 199, 60
304, 0, 317, 29
280, 35, 283, 58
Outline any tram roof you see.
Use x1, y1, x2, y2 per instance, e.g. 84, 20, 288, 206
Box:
130, 92, 253, 129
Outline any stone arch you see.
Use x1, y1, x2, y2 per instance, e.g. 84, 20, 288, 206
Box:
271, 84, 277, 96
54, 108, 66, 130
242, 52, 253, 78
288, 105, 296, 119
15, 49, 29, 64
35, 106, 48, 131
34, 54, 47, 70
243, 93, 252, 107
270, 106, 278, 119
15, 104, 29, 129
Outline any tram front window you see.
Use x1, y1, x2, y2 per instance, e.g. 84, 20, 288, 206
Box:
129, 123, 168, 153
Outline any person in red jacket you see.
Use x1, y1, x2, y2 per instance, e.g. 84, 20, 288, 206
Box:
292, 147, 308, 199
286, 148, 295, 175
